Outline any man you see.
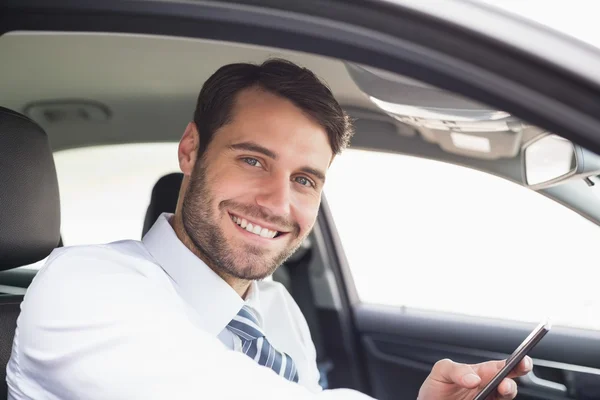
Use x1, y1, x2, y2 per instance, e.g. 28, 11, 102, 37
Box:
7, 59, 530, 399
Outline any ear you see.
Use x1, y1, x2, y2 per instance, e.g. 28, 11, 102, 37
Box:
178, 122, 200, 176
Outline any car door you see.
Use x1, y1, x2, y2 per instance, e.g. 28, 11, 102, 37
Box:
4, 1, 600, 400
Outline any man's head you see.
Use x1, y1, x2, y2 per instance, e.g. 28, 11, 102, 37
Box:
175, 59, 353, 283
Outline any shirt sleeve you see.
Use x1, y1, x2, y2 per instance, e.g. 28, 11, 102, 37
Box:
11, 249, 376, 400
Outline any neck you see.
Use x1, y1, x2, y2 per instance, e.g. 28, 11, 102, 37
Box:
170, 213, 252, 298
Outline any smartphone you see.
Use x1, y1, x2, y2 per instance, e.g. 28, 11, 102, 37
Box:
473, 320, 551, 400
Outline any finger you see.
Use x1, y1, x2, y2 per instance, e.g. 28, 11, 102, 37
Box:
508, 356, 533, 378
496, 378, 518, 399
499, 357, 533, 379
432, 358, 482, 388
473, 356, 533, 380
472, 359, 505, 377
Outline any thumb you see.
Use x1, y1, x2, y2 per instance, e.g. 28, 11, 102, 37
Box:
433, 359, 482, 388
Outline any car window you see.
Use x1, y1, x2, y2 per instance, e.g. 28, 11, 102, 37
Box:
21, 143, 180, 269
324, 148, 600, 331
55, 143, 180, 245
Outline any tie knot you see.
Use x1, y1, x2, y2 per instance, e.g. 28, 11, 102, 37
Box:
226, 305, 264, 341
238, 305, 260, 326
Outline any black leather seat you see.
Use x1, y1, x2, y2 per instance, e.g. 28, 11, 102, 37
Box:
0, 107, 60, 398
142, 172, 184, 237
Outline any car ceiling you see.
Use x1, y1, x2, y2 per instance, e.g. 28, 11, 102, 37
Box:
0, 31, 383, 151
0, 30, 517, 153
2, 30, 600, 227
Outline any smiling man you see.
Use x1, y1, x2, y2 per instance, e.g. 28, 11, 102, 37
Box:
174, 78, 334, 297
7, 59, 530, 400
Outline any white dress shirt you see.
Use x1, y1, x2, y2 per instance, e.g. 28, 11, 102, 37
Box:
7, 213, 374, 400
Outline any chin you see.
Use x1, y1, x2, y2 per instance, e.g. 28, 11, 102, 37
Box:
227, 266, 274, 281
220, 251, 279, 280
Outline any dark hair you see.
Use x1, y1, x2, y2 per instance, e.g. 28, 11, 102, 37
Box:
193, 58, 353, 157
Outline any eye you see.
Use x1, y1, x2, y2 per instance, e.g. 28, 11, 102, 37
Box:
242, 157, 263, 168
295, 176, 315, 188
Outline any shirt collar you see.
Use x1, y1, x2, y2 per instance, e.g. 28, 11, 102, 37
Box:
143, 212, 260, 336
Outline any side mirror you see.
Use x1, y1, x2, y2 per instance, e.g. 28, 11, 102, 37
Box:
523, 134, 600, 189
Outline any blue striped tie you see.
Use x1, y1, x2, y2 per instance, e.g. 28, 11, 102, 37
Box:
227, 305, 299, 383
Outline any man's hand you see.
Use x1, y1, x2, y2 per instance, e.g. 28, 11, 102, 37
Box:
418, 356, 533, 400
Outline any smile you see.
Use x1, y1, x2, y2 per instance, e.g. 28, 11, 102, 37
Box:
229, 213, 282, 239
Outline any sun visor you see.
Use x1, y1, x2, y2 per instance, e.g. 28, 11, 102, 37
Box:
345, 63, 526, 159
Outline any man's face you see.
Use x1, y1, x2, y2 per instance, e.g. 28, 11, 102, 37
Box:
181, 87, 332, 280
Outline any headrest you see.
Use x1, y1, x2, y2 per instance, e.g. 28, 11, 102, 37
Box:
0, 107, 61, 271
142, 172, 184, 237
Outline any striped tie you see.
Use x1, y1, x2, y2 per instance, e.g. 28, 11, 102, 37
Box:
227, 305, 299, 383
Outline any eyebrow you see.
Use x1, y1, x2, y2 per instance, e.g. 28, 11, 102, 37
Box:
229, 141, 326, 184
300, 167, 326, 184
229, 142, 277, 159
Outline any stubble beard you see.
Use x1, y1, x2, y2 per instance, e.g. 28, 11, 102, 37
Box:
181, 160, 304, 281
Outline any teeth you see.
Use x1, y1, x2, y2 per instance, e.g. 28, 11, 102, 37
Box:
231, 214, 278, 238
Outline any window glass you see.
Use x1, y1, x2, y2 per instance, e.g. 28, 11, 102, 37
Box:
54, 143, 180, 246
324, 149, 600, 331
21, 143, 180, 269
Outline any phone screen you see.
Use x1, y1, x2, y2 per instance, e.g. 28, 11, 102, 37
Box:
473, 320, 551, 400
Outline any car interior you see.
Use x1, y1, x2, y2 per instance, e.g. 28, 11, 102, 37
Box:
2, 12, 600, 400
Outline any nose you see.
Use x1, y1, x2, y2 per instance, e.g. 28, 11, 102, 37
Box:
255, 174, 291, 217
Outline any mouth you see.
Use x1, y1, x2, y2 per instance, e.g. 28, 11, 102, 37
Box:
228, 212, 286, 240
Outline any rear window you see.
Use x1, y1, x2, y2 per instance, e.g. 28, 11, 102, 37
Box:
56, 143, 180, 245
